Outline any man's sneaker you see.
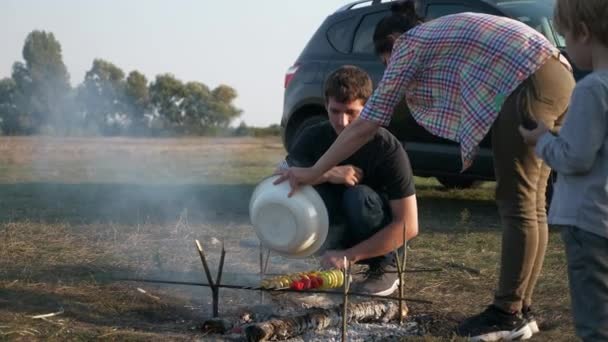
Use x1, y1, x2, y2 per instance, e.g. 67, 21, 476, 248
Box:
522, 307, 539, 334
351, 262, 399, 296
456, 305, 533, 341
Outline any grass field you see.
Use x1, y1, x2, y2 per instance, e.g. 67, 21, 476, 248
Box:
0, 136, 575, 341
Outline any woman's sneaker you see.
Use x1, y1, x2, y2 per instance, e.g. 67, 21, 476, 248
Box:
456, 305, 533, 341
522, 307, 539, 334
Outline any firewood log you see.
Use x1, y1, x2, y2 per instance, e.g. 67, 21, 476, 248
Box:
245, 301, 407, 341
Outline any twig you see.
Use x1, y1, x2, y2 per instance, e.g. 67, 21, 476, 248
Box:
258, 246, 272, 303
195, 239, 220, 317
341, 257, 350, 342
211, 240, 226, 317
259, 244, 265, 303
116, 278, 433, 303
216, 241, 226, 286
136, 288, 161, 301
29, 308, 64, 319
98, 331, 121, 338
263, 249, 271, 274
21, 330, 36, 336
259, 243, 264, 276
8, 330, 36, 336
417, 281, 449, 294
399, 223, 407, 324
392, 242, 404, 324
5, 280, 18, 288
445, 262, 481, 275
403, 267, 443, 273
195, 240, 215, 286
250, 268, 442, 276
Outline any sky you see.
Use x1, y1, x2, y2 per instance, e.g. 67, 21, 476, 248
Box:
0, 0, 351, 127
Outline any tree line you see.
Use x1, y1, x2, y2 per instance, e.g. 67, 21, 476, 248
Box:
0, 30, 274, 137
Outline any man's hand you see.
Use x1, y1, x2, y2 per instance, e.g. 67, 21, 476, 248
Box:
320, 250, 354, 270
325, 165, 363, 186
273, 166, 324, 197
519, 121, 550, 146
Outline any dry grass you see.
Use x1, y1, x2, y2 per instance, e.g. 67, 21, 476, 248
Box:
0, 136, 576, 341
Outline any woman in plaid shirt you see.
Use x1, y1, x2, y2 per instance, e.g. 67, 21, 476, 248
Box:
277, 1, 575, 340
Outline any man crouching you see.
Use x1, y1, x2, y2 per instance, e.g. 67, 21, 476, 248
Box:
278, 65, 419, 296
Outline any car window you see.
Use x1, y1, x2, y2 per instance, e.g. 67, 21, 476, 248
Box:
326, 17, 357, 54
425, 4, 485, 19
353, 11, 388, 55
496, 0, 565, 48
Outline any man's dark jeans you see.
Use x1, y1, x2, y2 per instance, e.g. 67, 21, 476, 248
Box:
314, 183, 394, 265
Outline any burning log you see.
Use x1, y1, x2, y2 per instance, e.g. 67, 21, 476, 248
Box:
244, 301, 408, 341
201, 307, 279, 335
201, 317, 236, 334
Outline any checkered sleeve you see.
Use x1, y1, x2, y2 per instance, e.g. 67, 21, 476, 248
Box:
276, 159, 289, 171
360, 35, 419, 126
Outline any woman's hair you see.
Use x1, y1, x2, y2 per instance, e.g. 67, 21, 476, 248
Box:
373, 0, 423, 55
554, 0, 608, 47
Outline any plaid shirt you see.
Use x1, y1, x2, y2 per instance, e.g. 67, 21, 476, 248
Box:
360, 13, 565, 170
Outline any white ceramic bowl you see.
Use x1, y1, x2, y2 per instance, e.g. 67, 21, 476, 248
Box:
249, 176, 329, 258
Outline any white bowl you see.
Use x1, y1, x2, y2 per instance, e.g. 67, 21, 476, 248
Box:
249, 176, 329, 258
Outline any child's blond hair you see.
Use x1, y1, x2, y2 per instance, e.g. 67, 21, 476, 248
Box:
554, 0, 608, 46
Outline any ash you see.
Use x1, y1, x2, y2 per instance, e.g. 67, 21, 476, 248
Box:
203, 290, 422, 341
158, 228, 422, 340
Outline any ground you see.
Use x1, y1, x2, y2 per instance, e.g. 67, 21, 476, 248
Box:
0, 136, 576, 341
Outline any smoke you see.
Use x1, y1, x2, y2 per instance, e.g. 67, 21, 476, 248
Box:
1, 131, 293, 302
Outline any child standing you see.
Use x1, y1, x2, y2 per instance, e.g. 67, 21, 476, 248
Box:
519, 0, 608, 340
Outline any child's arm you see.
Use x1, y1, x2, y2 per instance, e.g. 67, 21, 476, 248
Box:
536, 85, 606, 175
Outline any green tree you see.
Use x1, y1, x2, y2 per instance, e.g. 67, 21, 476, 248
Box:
233, 121, 250, 136
125, 70, 150, 135
207, 84, 242, 127
9, 62, 36, 133
149, 74, 185, 133
179, 81, 212, 134
77, 59, 127, 135
19, 30, 71, 134
0, 78, 21, 135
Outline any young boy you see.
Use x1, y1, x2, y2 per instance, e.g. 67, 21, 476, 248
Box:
519, 0, 608, 340
278, 66, 419, 296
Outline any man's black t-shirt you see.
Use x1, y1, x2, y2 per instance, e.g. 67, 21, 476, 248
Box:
286, 122, 415, 200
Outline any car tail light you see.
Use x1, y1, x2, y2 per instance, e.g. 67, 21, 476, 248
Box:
284, 64, 300, 89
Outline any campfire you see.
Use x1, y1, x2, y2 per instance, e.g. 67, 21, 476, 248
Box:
122, 225, 433, 341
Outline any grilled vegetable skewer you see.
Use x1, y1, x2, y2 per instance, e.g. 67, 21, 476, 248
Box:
260, 269, 345, 290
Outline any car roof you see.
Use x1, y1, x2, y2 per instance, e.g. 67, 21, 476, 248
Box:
334, 0, 506, 14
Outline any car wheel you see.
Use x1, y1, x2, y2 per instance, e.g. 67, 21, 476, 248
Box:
436, 176, 477, 189
287, 115, 328, 151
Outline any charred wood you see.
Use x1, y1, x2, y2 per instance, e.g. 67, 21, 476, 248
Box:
244, 301, 408, 341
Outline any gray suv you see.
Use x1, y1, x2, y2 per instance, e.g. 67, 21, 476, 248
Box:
281, 0, 586, 188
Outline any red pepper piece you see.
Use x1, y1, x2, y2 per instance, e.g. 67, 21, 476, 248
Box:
295, 281, 305, 291
301, 277, 312, 289
317, 277, 324, 287
307, 276, 317, 288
